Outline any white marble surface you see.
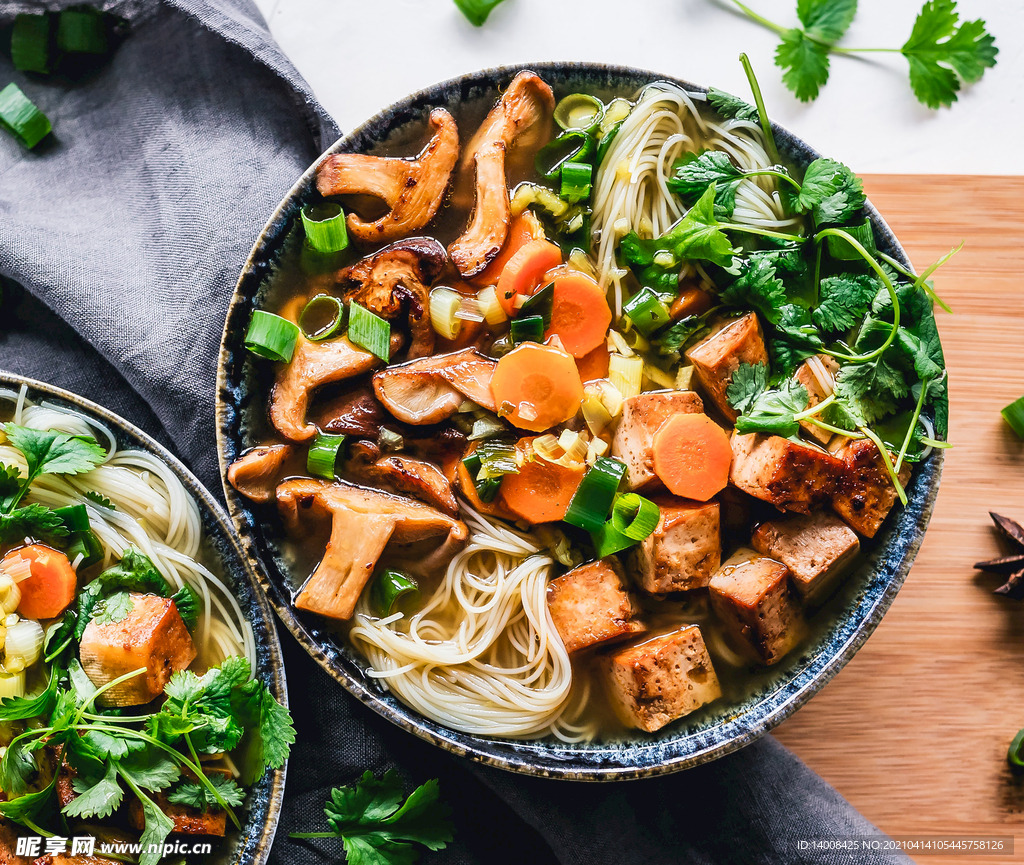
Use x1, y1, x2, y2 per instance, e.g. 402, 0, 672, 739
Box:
253, 0, 1023, 175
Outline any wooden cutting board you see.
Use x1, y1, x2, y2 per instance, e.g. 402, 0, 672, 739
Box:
774, 175, 1024, 861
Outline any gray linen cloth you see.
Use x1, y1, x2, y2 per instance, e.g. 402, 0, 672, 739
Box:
0, 1, 910, 863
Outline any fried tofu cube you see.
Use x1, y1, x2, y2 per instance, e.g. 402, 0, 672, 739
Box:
629, 497, 720, 593
547, 557, 645, 653
729, 432, 843, 514
604, 626, 721, 732
685, 312, 767, 421
80, 593, 196, 707
831, 439, 912, 537
709, 550, 807, 665
794, 356, 840, 446
611, 390, 704, 490
751, 512, 860, 604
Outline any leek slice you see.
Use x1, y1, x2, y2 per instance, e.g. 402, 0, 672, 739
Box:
0, 84, 51, 150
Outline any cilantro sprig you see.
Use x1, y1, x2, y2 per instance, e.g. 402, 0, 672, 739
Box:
728, 0, 997, 108
290, 770, 454, 865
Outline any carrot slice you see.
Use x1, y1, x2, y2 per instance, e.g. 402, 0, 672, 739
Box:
472, 211, 545, 287
491, 343, 584, 433
4, 544, 77, 620
575, 342, 610, 382
652, 413, 732, 501
496, 240, 563, 316
501, 439, 586, 524
546, 271, 612, 358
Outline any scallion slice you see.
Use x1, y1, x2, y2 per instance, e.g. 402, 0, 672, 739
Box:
563, 457, 627, 533
1002, 396, 1024, 439
378, 427, 404, 452
475, 440, 518, 479
57, 7, 108, 54
535, 131, 596, 181
348, 301, 390, 361
244, 310, 300, 363
554, 93, 604, 133
510, 315, 544, 345
430, 287, 463, 340
12, 14, 53, 74
54, 504, 90, 533
468, 415, 506, 441
560, 162, 592, 204
299, 294, 345, 341
623, 287, 672, 336
590, 521, 637, 558
307, 433, 346, 480
66, 529, 103, 569
596, 120, 623, 167
461, 451, 503, 502
0, 84, 51, 150
371, 570, 419, 616
610, 494, 660, 541
517, 282, 554, 329
301, 202, 349, 254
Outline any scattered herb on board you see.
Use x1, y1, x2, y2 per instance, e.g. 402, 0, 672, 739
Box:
289, 770, 454, 865
453, 0, 507, 27
726, 0, 998, 108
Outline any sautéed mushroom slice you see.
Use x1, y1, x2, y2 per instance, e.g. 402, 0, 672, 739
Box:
316, 107, 459, 242
373, 348, 497, 425
346, 440, 459, 517
227, 444, 293, 503
449, 140, 511, 278
314, 384, 390, 438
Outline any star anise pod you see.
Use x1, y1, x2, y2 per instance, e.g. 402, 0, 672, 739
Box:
975, 512, 1024, 599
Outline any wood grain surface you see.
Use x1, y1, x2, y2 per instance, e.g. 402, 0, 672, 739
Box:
773, 175, 1024, 861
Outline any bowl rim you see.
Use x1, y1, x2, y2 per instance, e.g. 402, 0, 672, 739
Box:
215, 60, 944, 781
0, 372, 288, 859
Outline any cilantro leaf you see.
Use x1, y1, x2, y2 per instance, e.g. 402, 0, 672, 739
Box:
652, 315, 709, 356
81, 728, 146, 761
719, 257, 786, 324
170, 584, 199, 631
797, 0, 858, 42
706, 88, 759, 122
0, 668, 59, 721
734, 376, 810, 438
167, 774, 245, 811
91, 592, 134, 626
776, 29, 831, 102
452, 0, 506, 27
813, 273, 881, 331
76, 548, 171, 639
0, 772, 58, 827
84, 490, 114, 510
0, 504, 69, 546
0, 465, 21, 511
901, 0, 998, 108
3, 425, 104, 481
234, 676, 296, 773
726, 362, 770, 415
118, 750, 181, 793
132, 788, 175, 865
792, 158, 864, 226
64, 762, 123, 819
668, 151, 743, 219
835, 356, 908, 423
771, 304, 824, 374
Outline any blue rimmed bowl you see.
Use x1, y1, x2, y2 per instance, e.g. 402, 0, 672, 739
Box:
215, 62, 943, 781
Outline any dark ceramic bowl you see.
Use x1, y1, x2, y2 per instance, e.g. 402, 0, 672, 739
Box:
216, 62, 943, 780
0, 373, 287, 860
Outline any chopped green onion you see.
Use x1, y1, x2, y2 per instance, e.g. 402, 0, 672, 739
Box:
307, 433, 346, 479
610, 494, 660, 541
378, 427, 404, 452
517, 282, 554, 329
468, 416, 506, 441
54, 504, 90, 533
244, 310, 300, 363
0, 83, 51, 150
608, 354, 643, 398
596, 120, 623, 166
12, 14, 53, 74
475, 440, 518, 479
623, 287, 671, 336
371, 570, 419, 616
430, 287, 463, 340
1002, 396, 1024, 439
590, 521, 637, 558
476, 285, 508, 325
554, 93, 604, 132
348, 301, 390, 361
301, 202, 349, 254
510, 315, 544, 345
510, 182, 570, 219
535, 131, 595, 181
461, 452, 503, 502
560, 162, 592, 204
563, 457, 627, 533
452, 0, 506, 26
57, 7, 107, 55
298, 294, 345, 341
66, 529, 102, 569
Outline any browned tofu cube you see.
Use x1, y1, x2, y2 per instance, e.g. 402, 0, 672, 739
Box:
751, 512, 860, 604
605, 626, 721, 732
729, 432, 843, 514
128, 770, 231, 837
80, 593, 196, 707
547, 557, 645, 653
685, 313, 767, 421
793, 356, 840, 446
709, 550, 807, 665
831, 439, 912, 537
629, 497, 720, 593
611, 390, 704, 490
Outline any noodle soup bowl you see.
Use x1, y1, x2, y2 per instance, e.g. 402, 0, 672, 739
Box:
0, 373, 287, 863
217, 62, 944, 780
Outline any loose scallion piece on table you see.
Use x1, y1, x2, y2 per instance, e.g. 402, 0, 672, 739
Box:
12, 14, 53, 74
298, 294, 345, 341
590, 520, 639, 558
301, 202, 349, 254
517, 282, 554, 329
1003, 396, 1024, 439
623, 287, 672, 336
0, 83, 51, 150
307, 433, 346, 480
371, 570, 419, 617
57, 7, 108, 55
563, 457, 627, 533
452, 0, 506, 26
560, 161, 592, 204
610, 493, 660, 541
348, 301, 390, 361
510, 315, 544, 346
244, 310, 300, 363
553, 93, 604, 133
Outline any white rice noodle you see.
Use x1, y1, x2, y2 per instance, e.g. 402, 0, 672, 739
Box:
806, 355, 835, 397
350, 505, 597, 742
0, 387, 253, 673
